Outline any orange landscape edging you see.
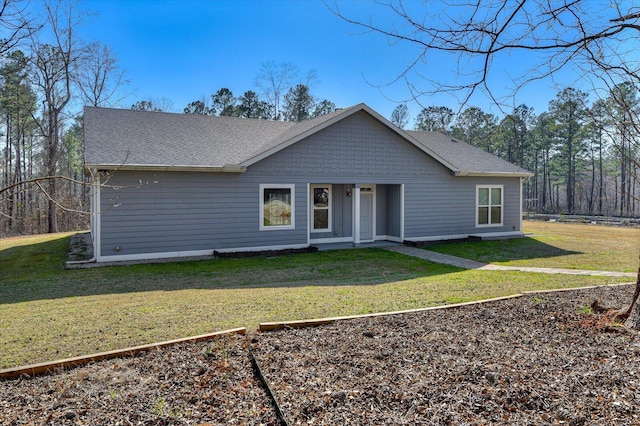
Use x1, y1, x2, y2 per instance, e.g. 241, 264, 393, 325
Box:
259, 283, 636, 332
521, 282, 634, 295
0, 327, 246, 379
259, 294, 526, 331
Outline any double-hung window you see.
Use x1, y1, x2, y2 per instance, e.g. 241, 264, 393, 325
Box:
311, 185, 331, 232
477, 185, 503, 226
260, 184, 295, 230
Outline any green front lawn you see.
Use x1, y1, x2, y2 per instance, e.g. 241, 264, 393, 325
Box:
426, 221, 640, 272
0, 226, 633, 369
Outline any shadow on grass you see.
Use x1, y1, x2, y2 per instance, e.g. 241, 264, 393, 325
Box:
426, 236, 582, 264
1, 237, 464, 305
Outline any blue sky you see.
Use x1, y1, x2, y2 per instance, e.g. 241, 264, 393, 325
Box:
74, 0, 585, 122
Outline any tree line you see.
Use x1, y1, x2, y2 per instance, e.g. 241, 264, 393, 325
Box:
0, 1, 125, 237
391, 84, 640, 218
132, 61, 337, 123
2, 1, 639, 237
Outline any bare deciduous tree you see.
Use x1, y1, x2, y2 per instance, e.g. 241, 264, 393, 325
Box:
390, 103, 410, 129
28, 1, 85, 233
130, 97, 174, 112
0, 0, 38, 57
76, 42, 128, 107
329, 0, 640, 107
254, 61, 298, 120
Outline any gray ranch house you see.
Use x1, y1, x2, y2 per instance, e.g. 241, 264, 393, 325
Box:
84, 104, 532, 263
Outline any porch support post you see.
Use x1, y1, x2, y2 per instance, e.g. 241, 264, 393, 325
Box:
400, 184, 405, 241
306, 183, 311, 246
353, 184, 361, 245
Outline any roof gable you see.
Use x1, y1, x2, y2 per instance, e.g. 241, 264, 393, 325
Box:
84, 104, 532, 177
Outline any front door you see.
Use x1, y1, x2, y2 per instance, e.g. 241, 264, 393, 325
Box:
359, 186, 374, 242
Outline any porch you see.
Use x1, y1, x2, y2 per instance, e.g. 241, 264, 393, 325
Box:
308, 183, 404, 246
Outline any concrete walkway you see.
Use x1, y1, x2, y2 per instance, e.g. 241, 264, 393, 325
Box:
384, 245, 637, 278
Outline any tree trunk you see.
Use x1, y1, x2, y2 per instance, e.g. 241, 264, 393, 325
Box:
46, 113, 59, 234
589, 146, 595, 214
622, 253, 640, 329
541, 151, 547, 212
598, 135, 603, 215
47, 183, 58, 233
620, 137, 626, 216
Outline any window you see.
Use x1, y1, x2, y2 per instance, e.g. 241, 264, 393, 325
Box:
260, 184, 295, 230
477, 185, 503, 226
311, 185, 331, 232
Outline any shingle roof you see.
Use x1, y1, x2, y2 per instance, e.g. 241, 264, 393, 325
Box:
84, 104, 532, 177
84, 107, 295, 170
405, 131, 532, 176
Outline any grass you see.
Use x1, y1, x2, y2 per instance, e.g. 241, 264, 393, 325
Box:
426, 221, 640, 272
0, 223, 635, 369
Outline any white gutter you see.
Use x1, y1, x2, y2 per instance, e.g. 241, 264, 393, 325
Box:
454, 171, 534, 178
83, 164, 246, 173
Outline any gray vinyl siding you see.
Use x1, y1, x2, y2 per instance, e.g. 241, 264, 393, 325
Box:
385, 185, 403, 238
376, 185, 387, 236
402, 176, 521, 239
251, 112, 442, 178
374, 185, 401, 238
336, 185, 354, 238
97, 111, 523, 257
99, 172, 308, 257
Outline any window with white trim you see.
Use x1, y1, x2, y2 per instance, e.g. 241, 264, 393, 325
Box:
476, 185, 503, 226
260, 184, 295, 230
311, 184, 331, 232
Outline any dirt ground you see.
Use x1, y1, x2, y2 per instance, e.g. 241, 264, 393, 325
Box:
2, 284, 639, 425
0, 336, 278, 425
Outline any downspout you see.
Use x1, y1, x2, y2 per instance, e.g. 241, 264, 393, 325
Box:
520, 176, 532, 232
66, 256, 96, 266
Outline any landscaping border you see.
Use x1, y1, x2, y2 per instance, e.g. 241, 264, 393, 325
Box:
0, 327, 246, 379
249, 348, 292, 426
259, 283, 635, 332
259, 294, 526, 331
521, 281, 633, 294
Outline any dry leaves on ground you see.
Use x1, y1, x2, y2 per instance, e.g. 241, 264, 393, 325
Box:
2, 285, 639, 425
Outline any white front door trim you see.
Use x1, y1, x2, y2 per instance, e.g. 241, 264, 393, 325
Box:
353, 185, 360, 243
358, 184, 376, 243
